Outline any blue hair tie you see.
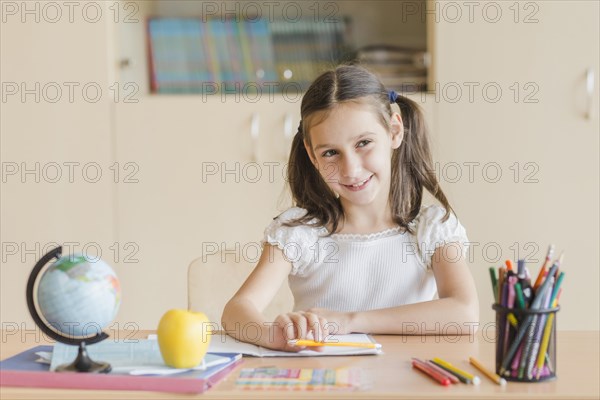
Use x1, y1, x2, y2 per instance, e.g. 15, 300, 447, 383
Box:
388, 90, 398, 104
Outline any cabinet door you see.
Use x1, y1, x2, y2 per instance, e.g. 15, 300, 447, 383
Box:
0, 3, 114, 327
114, 96, 299, 324
431, 1, 599, 329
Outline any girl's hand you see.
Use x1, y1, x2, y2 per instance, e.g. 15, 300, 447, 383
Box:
305, 308, 355, 335
267, 309, 355, 352
270, 311, 331, 352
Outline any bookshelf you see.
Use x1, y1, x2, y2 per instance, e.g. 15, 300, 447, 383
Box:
115, 0, 429, 95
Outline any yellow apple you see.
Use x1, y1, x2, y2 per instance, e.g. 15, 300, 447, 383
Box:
156, 309, 212, 369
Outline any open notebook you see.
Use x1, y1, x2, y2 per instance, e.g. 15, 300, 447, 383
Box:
206, 333, 383, 357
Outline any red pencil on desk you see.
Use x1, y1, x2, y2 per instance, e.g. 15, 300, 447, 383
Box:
425, 360, 460, 384
411, 358, 451, 386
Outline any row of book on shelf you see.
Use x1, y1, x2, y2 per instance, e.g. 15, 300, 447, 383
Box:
147, 17, 428, 94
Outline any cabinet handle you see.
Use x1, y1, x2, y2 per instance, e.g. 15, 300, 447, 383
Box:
586, 68, 595, 120
250, 113, 260, 161
119, 58, 131, 69
283, 113, 294, 159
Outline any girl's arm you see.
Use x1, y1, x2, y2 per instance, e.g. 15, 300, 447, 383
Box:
309, 243, 480, 335
222, 244, 327, 350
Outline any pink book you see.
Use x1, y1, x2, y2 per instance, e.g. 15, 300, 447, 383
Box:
1, 346, 242, 394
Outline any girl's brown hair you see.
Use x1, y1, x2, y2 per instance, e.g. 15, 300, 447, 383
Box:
286, 65, 453, 234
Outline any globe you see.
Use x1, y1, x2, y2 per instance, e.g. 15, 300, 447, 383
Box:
37, 253, 121, 338
27, 246, 121, 373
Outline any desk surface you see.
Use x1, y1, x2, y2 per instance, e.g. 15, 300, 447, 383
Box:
1, 330, 598, 399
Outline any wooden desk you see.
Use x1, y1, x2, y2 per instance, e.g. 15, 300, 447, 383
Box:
1, 330, 598, 399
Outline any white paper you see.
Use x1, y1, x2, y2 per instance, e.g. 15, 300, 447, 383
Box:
208, 333, 382, 357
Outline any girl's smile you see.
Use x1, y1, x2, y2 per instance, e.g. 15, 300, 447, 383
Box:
340, 174, 373, 191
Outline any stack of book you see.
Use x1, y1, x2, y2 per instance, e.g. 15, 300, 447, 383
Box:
147, 17, 352, 94
0, 338, 242, 394
356, 45, 429, 92
270, 18, 352, 91
148, 17, 277, 94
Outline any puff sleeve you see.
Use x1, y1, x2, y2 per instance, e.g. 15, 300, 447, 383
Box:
414, 205, 470, 270
261, 207, 322, 276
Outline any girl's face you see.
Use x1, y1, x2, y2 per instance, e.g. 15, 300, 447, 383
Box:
304, 102, 403, 209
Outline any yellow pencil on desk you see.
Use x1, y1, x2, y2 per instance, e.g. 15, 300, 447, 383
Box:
431, 357, 481, 385
287, 339, 382, 349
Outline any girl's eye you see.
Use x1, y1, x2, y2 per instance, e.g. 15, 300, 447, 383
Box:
357, 139, 371, 148
321, 149, 337, 157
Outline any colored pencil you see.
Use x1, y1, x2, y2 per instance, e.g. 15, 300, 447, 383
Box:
517, 259, 525, 277
425, 360, 460, 384
497, 267, 506, 306
505, 259, 515, 271
431, 358, 481, 385
533, 245, 554, 290
514, 282, 526, 309
411, 358, 451, 386
489, 267, 498, 303
507, 313, 518, 328
535, 293, 559, 379
503, 276, 517, 357
469, 357, 507, 386
525, 277, 554, 379
510, 342, 524, 376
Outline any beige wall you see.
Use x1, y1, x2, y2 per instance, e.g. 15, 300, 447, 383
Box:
428, 0, 599, 330
1, 1, 598, 334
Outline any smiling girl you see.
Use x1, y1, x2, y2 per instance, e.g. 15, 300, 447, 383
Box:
222, 65, 479, 351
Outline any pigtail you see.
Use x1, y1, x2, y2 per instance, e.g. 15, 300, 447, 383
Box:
391, 95, 453, 228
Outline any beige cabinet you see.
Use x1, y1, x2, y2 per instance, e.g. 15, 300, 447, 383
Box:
429, 0, 599, 330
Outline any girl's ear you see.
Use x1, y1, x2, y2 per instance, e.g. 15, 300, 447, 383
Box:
304, 139, 318, 166
390, 112, 404, 149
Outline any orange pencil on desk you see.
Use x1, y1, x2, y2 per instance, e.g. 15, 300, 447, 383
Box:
469, 357, 507, 386
287, 339, 382, 349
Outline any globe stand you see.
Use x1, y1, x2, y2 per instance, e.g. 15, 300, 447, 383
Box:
55, 342, 112, 373
27, 246, 112, 374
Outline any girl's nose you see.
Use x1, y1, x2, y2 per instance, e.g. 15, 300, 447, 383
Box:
340, 154, 362, 178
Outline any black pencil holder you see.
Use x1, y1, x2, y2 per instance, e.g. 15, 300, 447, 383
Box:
492, 304, 559, 382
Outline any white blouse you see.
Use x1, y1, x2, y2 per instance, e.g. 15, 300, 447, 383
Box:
262, 205, 469, 313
